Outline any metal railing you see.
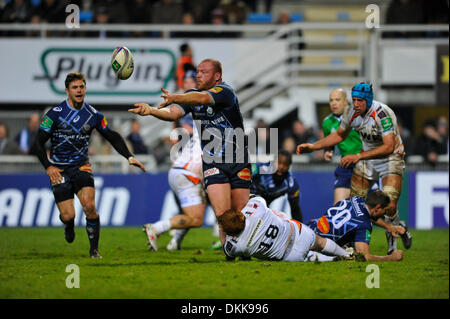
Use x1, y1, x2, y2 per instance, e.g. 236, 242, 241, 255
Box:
0, 153, 447, 174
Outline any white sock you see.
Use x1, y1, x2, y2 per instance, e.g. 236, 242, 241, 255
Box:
173, 228, 189, 243
321, 239, 349, 257
307, 251, 337, 262
153, 220, 171, 235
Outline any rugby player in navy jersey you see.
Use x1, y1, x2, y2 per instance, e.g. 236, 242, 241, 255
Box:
129, 58, 250, 247
32, 72, 146, 259
306, 190, 405, 262
251, 150, 303, 222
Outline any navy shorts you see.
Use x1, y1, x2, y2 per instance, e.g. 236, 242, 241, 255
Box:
51, 163, 95, 203
333, 164, 355, 189
202, 162, 251, 189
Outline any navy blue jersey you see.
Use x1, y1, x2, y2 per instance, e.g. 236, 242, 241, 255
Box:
39, 100, 110, 166
307, 196, 373, 246
175, 82, 248, 163
250, 162, 300, 204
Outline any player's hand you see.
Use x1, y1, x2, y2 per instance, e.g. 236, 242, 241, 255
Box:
159, 88, 173, 109
324, 150, 333, 161
129, 103, 152, 116
128, 156, 146, 172
46, 166, 64, 185
296, 143, 315, 155
390, 250, 403, 261
340, 154, 360, 168
389, 225, 406, 238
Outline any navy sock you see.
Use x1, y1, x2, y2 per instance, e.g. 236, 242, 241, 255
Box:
86, 217, 100, 252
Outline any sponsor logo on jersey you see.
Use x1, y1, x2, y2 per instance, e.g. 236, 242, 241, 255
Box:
237, 168, 251, 181
73, 115, 80, 123
377, 110, 387, 119
206, 106, 215, 117
292, 190, 299, 197
101, 116, 108, 129
40, 115, 53, 130
204, 167, 219, 177
317, 216, 330, 234
82, 124, 91, 132
365, 229, 371, 242
79, 163, 93, 173
381, 117, 393, 131
53, 107, 62, 112
209, 86, 223, 94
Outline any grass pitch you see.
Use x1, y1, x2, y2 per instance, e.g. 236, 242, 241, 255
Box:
0, 227, 448, 299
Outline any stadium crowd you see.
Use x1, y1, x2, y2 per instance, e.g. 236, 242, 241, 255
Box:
1, 112, 448, 168
0, 0, 448, 38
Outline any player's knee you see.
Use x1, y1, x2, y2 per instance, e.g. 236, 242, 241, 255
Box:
81, 199, 96, 214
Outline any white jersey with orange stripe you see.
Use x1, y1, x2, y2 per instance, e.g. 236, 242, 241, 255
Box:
172, 125, 203, 178
223, 197, 295, 260
340, 100, 404, 156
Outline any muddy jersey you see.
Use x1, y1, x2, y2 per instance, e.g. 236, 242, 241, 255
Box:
340, 100, 404, 157
223, 197, 293, 260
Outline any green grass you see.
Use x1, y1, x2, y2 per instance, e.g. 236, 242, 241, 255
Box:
0, 227, 448, 299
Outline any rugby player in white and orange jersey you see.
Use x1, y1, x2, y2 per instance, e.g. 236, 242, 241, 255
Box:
297, 82, 412, 255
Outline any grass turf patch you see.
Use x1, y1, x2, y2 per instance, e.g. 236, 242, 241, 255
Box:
0, 227, 448, 299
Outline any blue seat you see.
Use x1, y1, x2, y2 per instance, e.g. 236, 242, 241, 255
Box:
247, 13, 273, 23
337, 11, 350, 21
290, 13, 303, 22
80, 11, 94, 23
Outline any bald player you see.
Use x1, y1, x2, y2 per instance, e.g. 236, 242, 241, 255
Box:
322, 88, 363, 204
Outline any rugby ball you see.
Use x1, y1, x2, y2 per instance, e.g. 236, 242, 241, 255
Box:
111, 46, 134, 80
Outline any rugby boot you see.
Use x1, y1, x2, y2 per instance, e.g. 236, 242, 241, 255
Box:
399, 220, 412, 249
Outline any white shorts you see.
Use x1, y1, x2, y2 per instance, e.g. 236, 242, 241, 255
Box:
353, 154, 405, 181
282, 223, 316, 262
168, 168, 206, 208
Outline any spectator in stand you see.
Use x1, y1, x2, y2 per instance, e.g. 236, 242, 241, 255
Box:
1, 0, 33, 36
153, 136, 172, 168
252, 119, 270, 155
243, 0, 273, 13
384, 0, 425, 38
436, 115, 449, 155
15, 113, 40, 155
175, 43, 195, 90
32, 0, 66, 23
151, 0, 183, 25
127, 119, 148, 155
290, 119, 316, 146
0, 123, 22, 155
413, 118, 447, 165
281, 136, 296, 154
209, 8, 241, 38
127, 0, 153, 37
397, 118, 414, 159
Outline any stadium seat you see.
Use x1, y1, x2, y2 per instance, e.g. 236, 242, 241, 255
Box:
80, 11, 94, 23
290, 13, 304, 22
31, 0, 41, 7
247, 13, 273, 24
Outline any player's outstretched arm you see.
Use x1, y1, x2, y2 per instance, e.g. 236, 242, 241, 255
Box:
129, 103, 183, 122
99, 129, 146, 172
296, 128, 349, 156
355, 242, 403, 261
159, 88, 212, 108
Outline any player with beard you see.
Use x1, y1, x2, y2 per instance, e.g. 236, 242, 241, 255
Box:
130, 58, 250, 248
